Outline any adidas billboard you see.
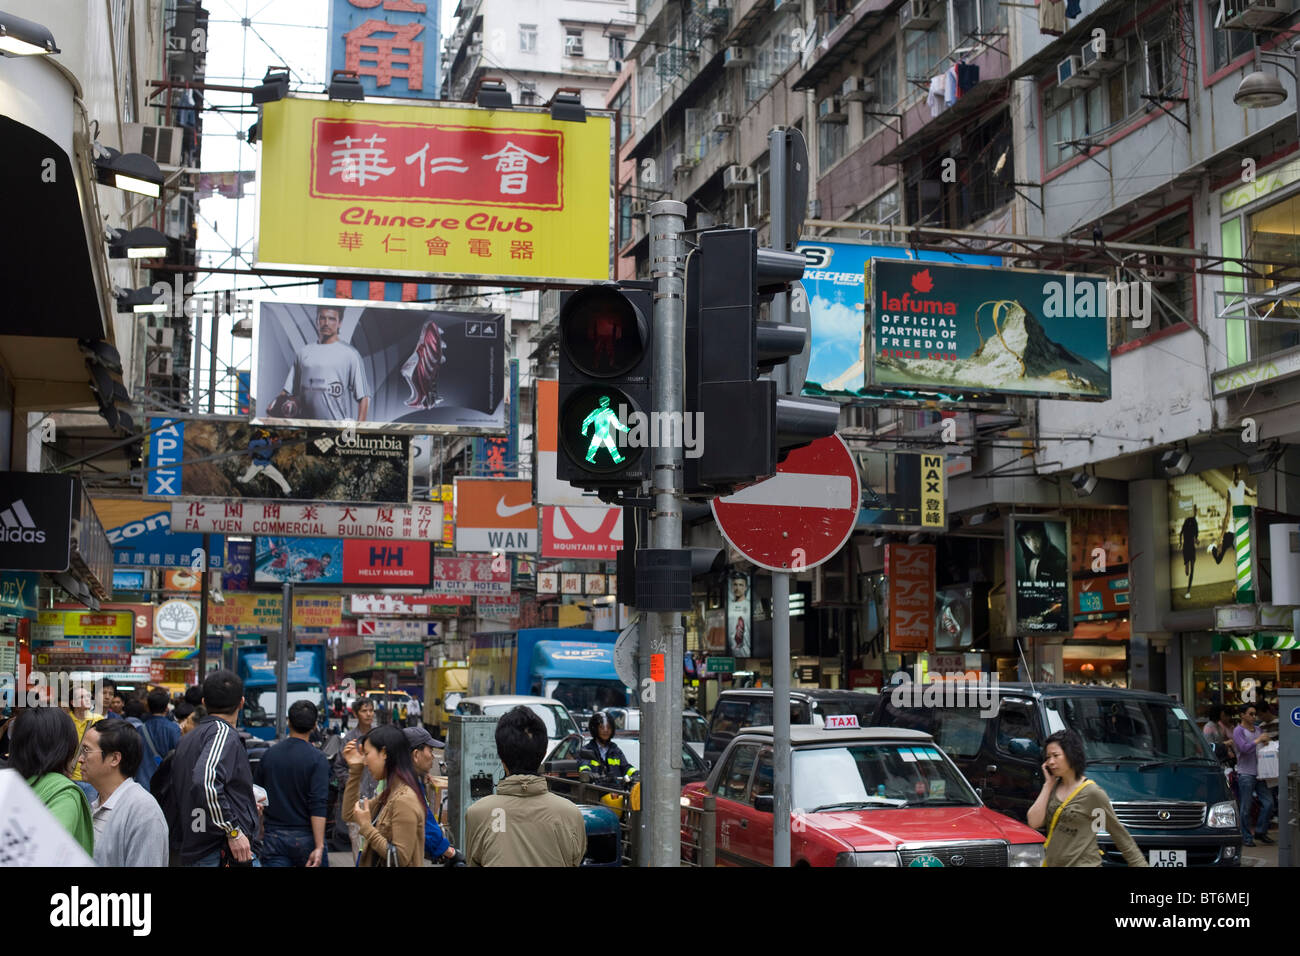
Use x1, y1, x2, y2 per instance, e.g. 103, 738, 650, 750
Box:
0, 472, 74, 572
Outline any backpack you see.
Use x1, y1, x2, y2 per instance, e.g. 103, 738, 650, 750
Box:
126, 717, 163, 792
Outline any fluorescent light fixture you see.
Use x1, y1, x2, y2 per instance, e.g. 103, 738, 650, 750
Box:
252, 67, 290, 104
108, 226, 168, 259
0, 11, 59, 56
549, 88, 586, 122
327, 69, 364, 101
115, 287, 166, 314
476, 78, 512, 110
95, 148, 163, 198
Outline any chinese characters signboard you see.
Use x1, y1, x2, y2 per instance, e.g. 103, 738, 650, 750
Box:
327, 0, 440, 100
171, 500, 444, 540
886, 544, 935, 653
257, 98, 612, 284
207, 593, 343, 630
92, 498, 223, 571
432, 556, 510, 595
854, 452, 947, 532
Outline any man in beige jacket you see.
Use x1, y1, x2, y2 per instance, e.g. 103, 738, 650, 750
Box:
466, 706, 586, 866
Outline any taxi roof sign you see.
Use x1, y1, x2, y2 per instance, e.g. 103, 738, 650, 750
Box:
824, 714, 859, 729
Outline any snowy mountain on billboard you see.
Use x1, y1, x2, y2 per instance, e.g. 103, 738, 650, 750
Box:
878, 300, 1107, 394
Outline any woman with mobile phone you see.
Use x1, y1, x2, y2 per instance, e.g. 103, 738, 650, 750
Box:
342, 724, 424, 867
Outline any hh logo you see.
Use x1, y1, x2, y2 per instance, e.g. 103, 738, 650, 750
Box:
369, 546, 406, 567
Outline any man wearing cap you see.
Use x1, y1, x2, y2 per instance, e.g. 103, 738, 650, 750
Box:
404, 726, 459, 863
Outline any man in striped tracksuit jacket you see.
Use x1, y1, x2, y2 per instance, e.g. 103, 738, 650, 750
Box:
171, 669, 261, 867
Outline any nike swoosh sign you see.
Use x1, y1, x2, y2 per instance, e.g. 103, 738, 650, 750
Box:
496, 497, 533, 518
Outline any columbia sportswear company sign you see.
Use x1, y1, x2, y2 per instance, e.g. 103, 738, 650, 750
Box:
0, 472, 74, 571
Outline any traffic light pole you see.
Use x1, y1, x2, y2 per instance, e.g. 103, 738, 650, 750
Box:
769, 127, 796, 868
642, 200, 687, 867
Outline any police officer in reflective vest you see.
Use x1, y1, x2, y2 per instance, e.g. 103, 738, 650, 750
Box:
578, 712, 636, 785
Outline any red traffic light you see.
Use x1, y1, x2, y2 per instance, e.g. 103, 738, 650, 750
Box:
559, 286, 649, 378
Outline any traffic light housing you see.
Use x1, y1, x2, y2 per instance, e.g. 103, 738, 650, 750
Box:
556, 282, 654, 490
684, 228, 839, 494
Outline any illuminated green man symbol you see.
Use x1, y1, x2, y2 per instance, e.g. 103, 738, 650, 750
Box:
581, 394, 629, 464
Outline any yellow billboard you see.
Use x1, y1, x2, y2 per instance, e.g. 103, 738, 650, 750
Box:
208, 593, 343, 630
36, 610, 134, 638
257, 98, 612, 283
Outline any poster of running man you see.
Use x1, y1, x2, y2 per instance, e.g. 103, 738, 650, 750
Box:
252, 300, 506, 433
147, 417, 411, 503
1168, 466, 1257, 609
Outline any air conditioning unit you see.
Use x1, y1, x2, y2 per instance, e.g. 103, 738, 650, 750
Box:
842, 76, 876, 102
818, 96, 848, 123
149, 328, 175, 350
147, 353, 174, 377
123, 124, 184, 166
631, 199, 650, 215
1057, 55, 1095, 89
1079, 36, 1125, 73
466, 43, 481, 56
1222, 0, 1293, 29
723, 164, 756, 190
471, 31, 483, 43
723, 46, 751, 68
674, 152, 697, 172
712, 111, 735, 131
1136, 253, 1174, 282
901, 0, 942, 31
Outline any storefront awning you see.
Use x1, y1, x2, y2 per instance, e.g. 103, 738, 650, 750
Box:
1212, 633, 1298, 652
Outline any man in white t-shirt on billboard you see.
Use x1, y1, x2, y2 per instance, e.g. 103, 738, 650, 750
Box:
1210, 466, 1256, 564
268, 305, 371, 422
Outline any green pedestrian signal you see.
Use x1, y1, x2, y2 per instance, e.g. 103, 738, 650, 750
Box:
581, 394, 629, 464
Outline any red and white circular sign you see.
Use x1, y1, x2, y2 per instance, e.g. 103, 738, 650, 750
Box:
711, 434, 860, 573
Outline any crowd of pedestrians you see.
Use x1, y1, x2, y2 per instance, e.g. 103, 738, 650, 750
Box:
1203, 702, 1279, 847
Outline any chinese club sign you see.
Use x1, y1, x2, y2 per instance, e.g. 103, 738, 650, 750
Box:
258, 98, 613, 283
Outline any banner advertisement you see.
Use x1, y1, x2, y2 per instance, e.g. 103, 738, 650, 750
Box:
454, 478, 537, 553
886, 544, 936, 653
869, 260, 1112, 400
326, 0, 439, 100
477, 595, 520, 620
163, 570, 202, 593
172, 499, 443, 540
93, 498, 223, 570
223, 540, 252, 591
432, 556, 510, 595
855, 452, 947, 531
0, 571, 39, 616
358, 619, 440, 640
794, 241, 1000, 396
207, 593, 344, 630
256, 97, 613, 284
1168, 466, 1257, 609
0, 472, 73, 573
154, 599, 200, 649
350, 592, 470, 614
727, 572, 752, 658
253, 537, 431, 586
31, 638, 133, 670
439, 484, 455, 548
1008, 516, 1072, 636
149, 417, 412, 503
34, 610, 133, 640
254, 300, 505, 432
541, 505, 622, 559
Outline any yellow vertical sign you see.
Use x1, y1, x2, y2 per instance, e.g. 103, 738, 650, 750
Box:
920, 454, 945, 528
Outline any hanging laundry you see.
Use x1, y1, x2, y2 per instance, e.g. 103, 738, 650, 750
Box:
957, 62, 980, 94
1040, 0, 1066, 35
945, 64, 959, 106
1065, 0, 1082, 16
927, 75, 947, 118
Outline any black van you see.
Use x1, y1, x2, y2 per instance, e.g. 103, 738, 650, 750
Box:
703, 689, 881, 768
873, 683, 1241, 866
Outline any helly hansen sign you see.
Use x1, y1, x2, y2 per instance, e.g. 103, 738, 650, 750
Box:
0, 472, 74, 572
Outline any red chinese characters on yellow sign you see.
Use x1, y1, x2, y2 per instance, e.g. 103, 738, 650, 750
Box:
311, 120, 563, 209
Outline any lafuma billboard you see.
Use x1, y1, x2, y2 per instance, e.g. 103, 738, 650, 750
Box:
869, 260, 1111, 400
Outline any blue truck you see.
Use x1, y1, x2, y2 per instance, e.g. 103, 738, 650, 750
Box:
233, 645, 328, 740
468, 628, 629, 714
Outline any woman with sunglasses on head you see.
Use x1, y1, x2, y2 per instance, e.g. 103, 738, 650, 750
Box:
8, 708, 94, 855
1028, 729, 1147, 867
341, 724, 424, 867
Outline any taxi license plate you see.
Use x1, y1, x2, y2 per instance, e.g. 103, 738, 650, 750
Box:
1149, 849, 1187, 867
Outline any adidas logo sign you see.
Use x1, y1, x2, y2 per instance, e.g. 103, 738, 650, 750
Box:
0, 499, 46, 543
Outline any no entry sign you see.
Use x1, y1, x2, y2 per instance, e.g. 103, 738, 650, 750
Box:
711, 435, 859, 572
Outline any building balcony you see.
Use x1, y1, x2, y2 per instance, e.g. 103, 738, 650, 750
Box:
793, 0, 906, 93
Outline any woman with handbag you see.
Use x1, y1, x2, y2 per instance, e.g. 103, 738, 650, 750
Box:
342, 724, 425, 867
1027, 729, 1148, 867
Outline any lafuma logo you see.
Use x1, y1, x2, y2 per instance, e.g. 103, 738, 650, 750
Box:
0, 499, 46, 543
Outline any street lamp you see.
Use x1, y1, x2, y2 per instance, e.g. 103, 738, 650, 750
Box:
95, 147, 164, 198
0, 10, 58, 56
1234, 41, 1300, 132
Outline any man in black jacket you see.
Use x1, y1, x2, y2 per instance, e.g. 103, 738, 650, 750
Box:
170, 669, 261, 866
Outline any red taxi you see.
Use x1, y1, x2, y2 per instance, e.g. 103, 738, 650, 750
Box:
682, 722, 1045, 867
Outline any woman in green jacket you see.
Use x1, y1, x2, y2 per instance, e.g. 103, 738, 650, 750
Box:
9, 707, 94, 856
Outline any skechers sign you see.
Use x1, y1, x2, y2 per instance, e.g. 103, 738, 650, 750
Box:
0, 472, 74, 571
869, 260, 1111, 400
